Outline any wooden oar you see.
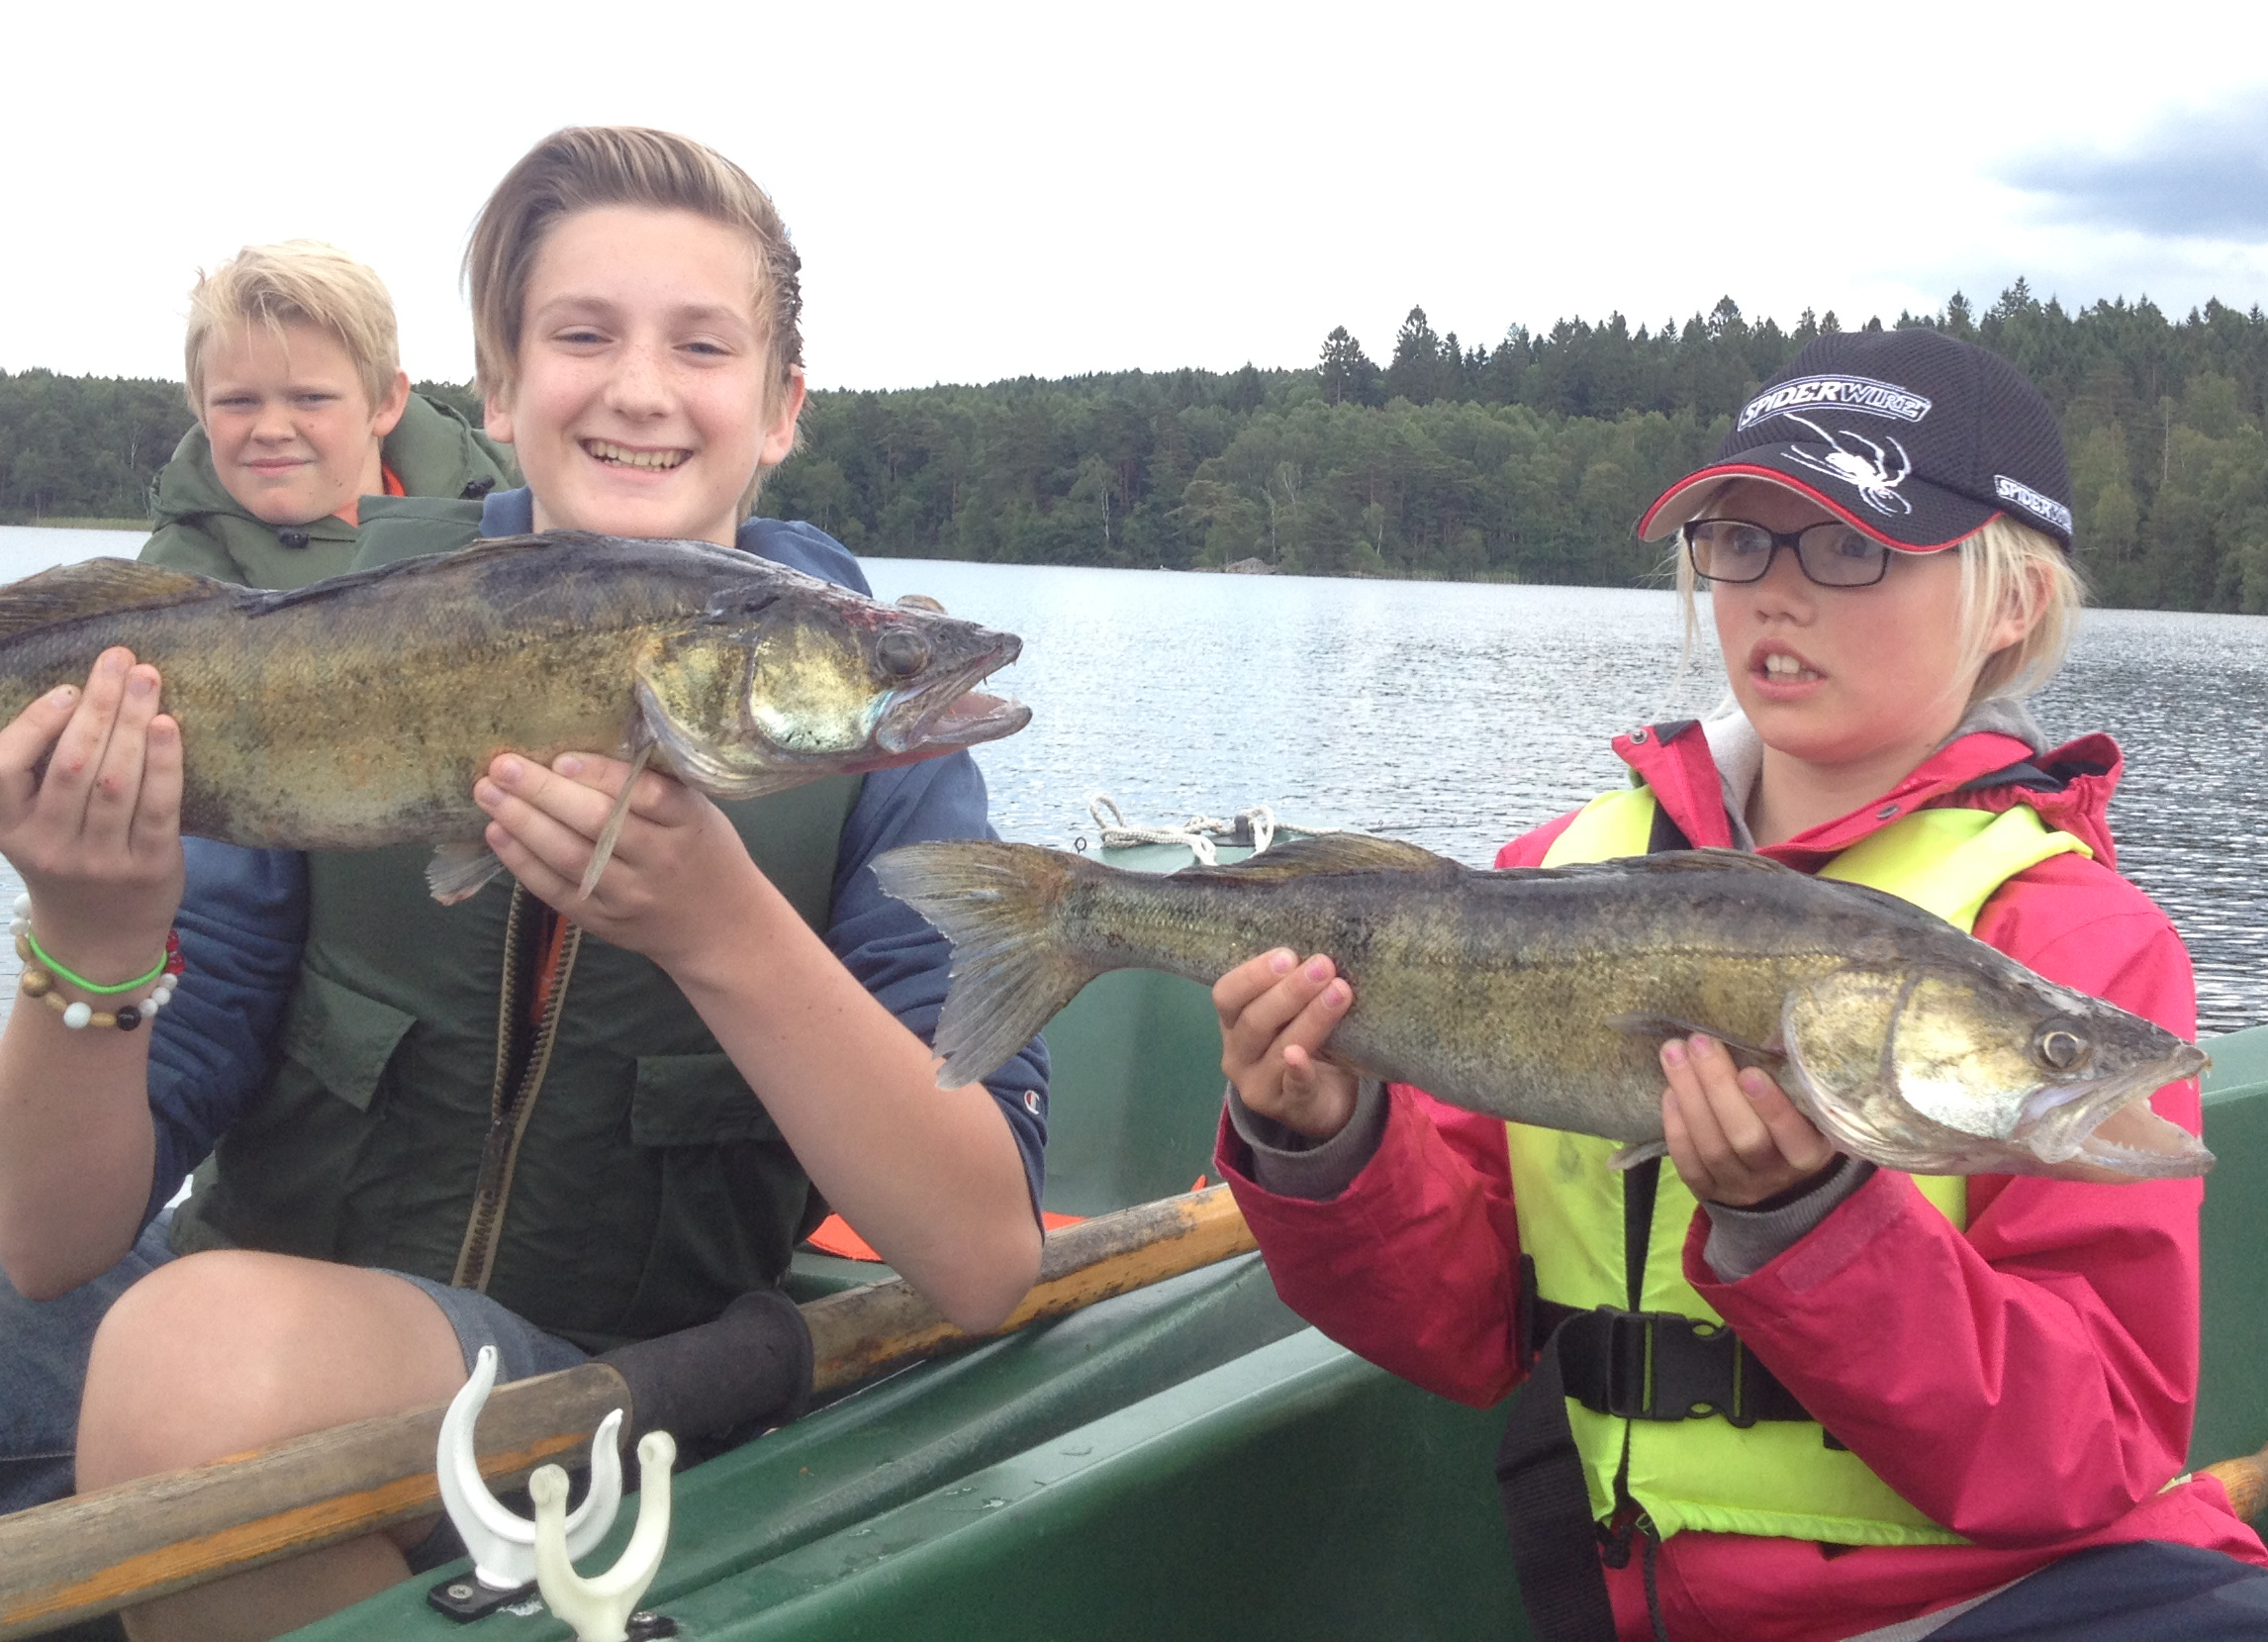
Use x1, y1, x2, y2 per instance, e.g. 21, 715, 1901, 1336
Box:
0, 1185, 1255, 1640
2202, 1441, 2268, 1522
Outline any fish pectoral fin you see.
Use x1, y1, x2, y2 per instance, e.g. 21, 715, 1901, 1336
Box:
426, 840, 509, 906
1602, 1012, 1786, 1065
0, 559, 221, 637
1609, 1140, 1669, 1170
1183, 833, 1456, 882
579, 742, 657, 900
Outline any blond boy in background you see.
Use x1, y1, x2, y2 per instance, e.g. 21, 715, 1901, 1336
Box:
142, 241, 514, 590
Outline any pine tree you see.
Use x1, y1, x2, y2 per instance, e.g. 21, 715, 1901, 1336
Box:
1317, 326, 1380, 407
1385, 306, 1445, 404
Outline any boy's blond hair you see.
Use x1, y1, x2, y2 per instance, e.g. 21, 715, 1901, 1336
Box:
1672, 507, 2086, 706
184, 241, 401, 413
465, 126, 803, 411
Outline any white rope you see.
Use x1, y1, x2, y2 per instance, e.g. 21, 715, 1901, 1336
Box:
1087, 794, 1279, 865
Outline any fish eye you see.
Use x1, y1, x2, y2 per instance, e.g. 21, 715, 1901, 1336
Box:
2034, 1028, 2089, 1070
876, 628, 932, 679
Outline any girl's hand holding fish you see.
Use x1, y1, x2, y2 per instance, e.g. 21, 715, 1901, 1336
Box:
1658, 1033, 1839, 1207
1213, 948, 1362, 1140
473, 748, 748, 971
0, 646, 184, 978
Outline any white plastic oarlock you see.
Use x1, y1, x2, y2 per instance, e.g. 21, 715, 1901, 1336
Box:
530, 1430, 677, 1642
436, 1344, 625, 1591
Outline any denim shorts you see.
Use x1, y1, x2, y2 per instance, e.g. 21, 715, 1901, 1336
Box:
0, 1208, 585, 1515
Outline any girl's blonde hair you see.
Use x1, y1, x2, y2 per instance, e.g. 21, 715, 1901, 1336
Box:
1673, 507, 2085, 706
1955, 514, 2085, 701
184, 241, 401, 413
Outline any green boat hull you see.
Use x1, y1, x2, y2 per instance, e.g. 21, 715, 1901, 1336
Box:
254, 976, 2268, 1642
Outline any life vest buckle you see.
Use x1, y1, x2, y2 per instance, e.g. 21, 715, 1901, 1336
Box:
1557, 1305, 1785, 1428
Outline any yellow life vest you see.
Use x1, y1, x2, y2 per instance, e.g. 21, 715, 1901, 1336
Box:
1507, 783, 2089, 1545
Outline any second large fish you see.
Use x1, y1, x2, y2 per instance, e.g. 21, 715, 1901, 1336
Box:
0, 533, 1028, 901
875, 833, 2212, 1181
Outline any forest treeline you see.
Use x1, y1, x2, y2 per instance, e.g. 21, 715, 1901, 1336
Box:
7, 281, 2268, 611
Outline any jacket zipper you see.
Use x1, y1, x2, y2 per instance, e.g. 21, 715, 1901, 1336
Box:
450, 885, 583, 1292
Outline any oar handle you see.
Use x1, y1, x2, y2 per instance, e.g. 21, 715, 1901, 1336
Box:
0, 1186, 1255, 1639
806, 1182, 1257, 1390
2202, 1442, 2268, 1522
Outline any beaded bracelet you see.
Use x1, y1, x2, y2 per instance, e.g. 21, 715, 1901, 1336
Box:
10, 897, 183, 1031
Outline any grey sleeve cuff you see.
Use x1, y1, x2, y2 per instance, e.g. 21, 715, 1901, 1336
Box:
1699, 1158, 1877, 1281
1226, 1078, 1389, 1201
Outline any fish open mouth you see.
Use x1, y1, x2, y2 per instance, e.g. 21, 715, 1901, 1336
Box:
1778, 986, 2215, 1183
2012, 1053, 2216, 1181
876, 638, 1029, 758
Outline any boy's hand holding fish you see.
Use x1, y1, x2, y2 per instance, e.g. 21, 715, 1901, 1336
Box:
0, 648, 183, 982
473, 747, 748, 969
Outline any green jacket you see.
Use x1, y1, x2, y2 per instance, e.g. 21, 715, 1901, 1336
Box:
169, 499, 862, 1350
141, 392, 517, 591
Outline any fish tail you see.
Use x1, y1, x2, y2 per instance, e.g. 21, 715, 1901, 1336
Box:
874, 840, 1101, 1088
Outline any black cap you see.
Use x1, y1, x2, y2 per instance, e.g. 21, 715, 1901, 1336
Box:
1638, 329, 2074, 551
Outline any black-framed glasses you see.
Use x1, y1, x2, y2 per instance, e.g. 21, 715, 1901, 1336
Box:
1681, 518, 1893, 588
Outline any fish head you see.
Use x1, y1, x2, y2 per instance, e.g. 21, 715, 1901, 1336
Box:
636, 581, 1028, 795
1779, 962, 2213, 1182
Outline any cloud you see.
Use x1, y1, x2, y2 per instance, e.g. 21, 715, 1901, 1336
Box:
2001, 99, 2268, 241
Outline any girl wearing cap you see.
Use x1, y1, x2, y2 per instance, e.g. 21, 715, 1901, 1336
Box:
1211, 329, 2268, 1640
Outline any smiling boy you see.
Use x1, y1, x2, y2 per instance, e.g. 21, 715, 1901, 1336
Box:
142, 241, 514, 590
0, 131, 1046, 1641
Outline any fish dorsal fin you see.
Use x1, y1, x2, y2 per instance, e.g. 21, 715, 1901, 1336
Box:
241, 533, 592, 615
1633, 846, 1792, 874
242, 531, 769, 616
1525, 846, 1797, 884
0, 559, 222, 638
1182, 833, 1457, 882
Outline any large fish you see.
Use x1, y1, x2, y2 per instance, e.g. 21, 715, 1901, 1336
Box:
0, 534, 1028, 901
875, 834, 2213, 1181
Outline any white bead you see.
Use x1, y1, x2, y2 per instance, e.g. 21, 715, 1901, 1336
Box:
12, 894, 29, 918
142, 991, 164, 1014
9, 919, 25, 940
61, 1002, 92, 1029
151, 984, 174, 1006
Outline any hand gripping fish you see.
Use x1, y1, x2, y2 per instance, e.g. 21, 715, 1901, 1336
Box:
876, 834, 2213, 1181
0, 535, 1028, 902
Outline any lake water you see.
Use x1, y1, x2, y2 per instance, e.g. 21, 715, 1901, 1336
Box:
0, 526, 2261, 1035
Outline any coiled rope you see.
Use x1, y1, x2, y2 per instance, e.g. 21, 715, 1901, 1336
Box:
1087, 793, 1277, 866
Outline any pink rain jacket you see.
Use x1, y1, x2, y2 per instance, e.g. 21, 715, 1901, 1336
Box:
1217, 721, 2267, 1641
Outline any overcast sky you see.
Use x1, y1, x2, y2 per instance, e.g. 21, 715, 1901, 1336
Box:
10, 2, 2268, 394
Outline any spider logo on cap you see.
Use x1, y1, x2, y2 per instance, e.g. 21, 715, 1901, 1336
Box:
1781, 413, 1912, 517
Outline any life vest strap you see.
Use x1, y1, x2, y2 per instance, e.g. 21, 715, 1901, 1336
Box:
1533, 1299, 1816, 1428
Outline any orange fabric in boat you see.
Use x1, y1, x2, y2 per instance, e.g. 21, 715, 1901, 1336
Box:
804, 1210, 1084, 1262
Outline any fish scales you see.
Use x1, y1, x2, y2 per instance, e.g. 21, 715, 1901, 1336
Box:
875, 835, 2213, 1181
0, 552, 694, 848
1059, 857, 1867, 1138
0, 534, 1028, 900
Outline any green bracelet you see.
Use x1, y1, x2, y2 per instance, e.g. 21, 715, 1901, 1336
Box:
22, 928, 169, 995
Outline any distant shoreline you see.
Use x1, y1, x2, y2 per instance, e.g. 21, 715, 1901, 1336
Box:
7, 518, 145, 531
